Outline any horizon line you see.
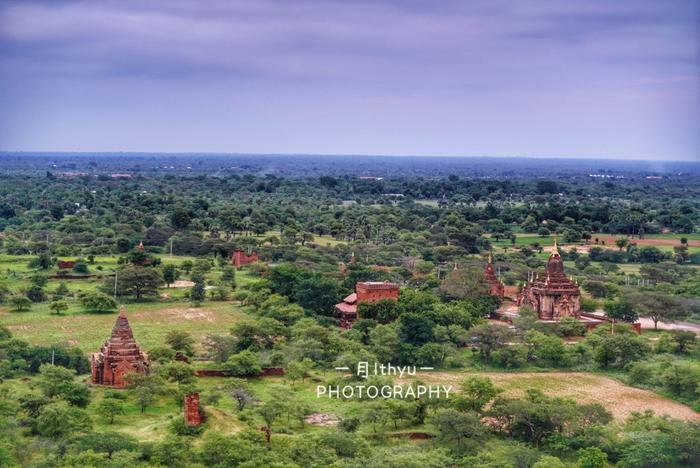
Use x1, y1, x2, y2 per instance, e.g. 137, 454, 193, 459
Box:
0, 150, 698, 163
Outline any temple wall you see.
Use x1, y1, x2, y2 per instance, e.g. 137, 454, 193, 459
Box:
356, 286, 399, 303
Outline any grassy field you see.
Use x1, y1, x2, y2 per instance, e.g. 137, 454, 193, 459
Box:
251, 230, 347, 247
0, 300, 248, 353
0, 256, 259, 353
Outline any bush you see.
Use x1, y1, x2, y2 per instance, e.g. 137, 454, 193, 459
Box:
223, 350, 262, 377
493, 345, 527, 369
580, 297, 598, 312
169, 416, 204, 436
80, 291, 118, 313
554, 317, 586, 337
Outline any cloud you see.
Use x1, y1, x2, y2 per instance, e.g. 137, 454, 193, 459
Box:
0, 0, 697, 159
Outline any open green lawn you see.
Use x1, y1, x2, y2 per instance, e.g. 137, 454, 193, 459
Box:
0, 300, 248, 353
251, 230, 347, 247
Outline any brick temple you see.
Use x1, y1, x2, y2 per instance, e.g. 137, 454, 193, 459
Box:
335, 281, 400, 328
517, 238, 581, 319
231, 249, 258, 267
184, 392, 202, 426
485, 253, 505, 298
91, 311, 149, 388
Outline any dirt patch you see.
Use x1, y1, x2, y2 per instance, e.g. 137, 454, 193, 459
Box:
305, 412, 339, 426
131, 307, 215, 322
170, 280, 195, 288
401, 371, 700, 422
594, 235, 699, 247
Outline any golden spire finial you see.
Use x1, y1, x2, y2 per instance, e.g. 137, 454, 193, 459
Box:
552, 234, 558, 254
488, 252, 493, 264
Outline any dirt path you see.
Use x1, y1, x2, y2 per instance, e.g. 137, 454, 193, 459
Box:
403, 371, 699, 422
594, 235, 699, 247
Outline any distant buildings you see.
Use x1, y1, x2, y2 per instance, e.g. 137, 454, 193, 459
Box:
231, 249, 258, 267
335, 281, 400, 328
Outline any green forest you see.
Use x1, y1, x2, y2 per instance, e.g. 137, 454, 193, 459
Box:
0, 159, 699, 467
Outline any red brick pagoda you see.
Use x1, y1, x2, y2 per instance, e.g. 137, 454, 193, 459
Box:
91, 311, 149, 388
335, 281, 399, 328
517, 238, 581, 320
485, 253, 505, 298
184, 392, 203, 426
231, 249, 258, 267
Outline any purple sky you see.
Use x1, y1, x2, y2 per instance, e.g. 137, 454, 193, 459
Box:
0, 0, 698, 160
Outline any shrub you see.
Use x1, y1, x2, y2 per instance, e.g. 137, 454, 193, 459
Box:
223, 350, 262, 377
80, 291, 117, 313
169, 416, 204, 436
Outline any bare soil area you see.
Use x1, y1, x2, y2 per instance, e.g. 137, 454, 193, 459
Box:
402, 371, 700, 422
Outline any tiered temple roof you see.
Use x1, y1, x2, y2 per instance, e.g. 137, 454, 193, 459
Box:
517, 238, 581, 320
484, 253, 505, 297
91, 311, 149, 387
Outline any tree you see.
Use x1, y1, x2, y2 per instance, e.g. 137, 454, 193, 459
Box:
439, 268, 490, 299
68, 432, 139, 458
628, 292, 687, 329
202, 334, 236, 362
457, 376, 502, 413
49, 300, 68, 315
358, 299, 398, 323
36, 401, 91, 438
603, 297, 637, 322
163, 361, 196, 385
286, 358, 314, 385
162, 264, 177, 287
671, 330, 696, 354
429, 409, 486, 453
362, 400, 391, 433
10, 296, 32, 312
80, 291, 117, 313
125, 373, 165, 413
96, 399, 125, 424
398, 313, 435, 346
292, 277, 341, 316
615, 238, 628, 251
582, 280, 618, 299
147, 346, 176, 363
36, 364, 90, 407
223, 350, 262, 377
227, 378, 254, 411
171, 208, 191, 230
73, 260, 89, 274
165, 330, 195, 356
111, 266, 162, 300
577, 447, 608, 468
26, 285, 46, 303
469, 324, 513, 362
28, 253, 53, 270
190, 279, 206, 306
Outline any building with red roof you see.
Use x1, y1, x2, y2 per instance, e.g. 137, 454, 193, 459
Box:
335, 281, 399, 328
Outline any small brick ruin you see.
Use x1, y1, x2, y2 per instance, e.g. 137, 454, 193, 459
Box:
57, 260, 76, 269
231, 249, 258, 267
335, 281, 400, 328
184, 392, 202, 426
91, 311, 149, 388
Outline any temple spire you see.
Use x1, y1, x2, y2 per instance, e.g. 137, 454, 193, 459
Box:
552, 234, 558, 254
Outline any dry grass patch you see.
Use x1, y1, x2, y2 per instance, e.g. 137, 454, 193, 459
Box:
402, 371, 700, 422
